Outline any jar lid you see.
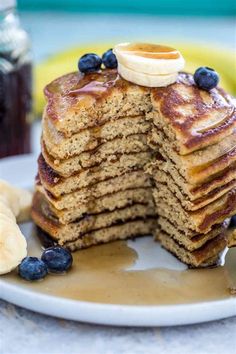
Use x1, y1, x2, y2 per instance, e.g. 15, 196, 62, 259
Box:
0, 0, 16, 11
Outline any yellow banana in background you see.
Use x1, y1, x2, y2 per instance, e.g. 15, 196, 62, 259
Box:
34, 42, 236, 117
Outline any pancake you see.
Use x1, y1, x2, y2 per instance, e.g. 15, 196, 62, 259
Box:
42, 133, 150, 177
157, 216, 228, 251
44, 69, 151, 136
37, 169, 152, 210
65, 220, 156, 251
153, 184, 236, 233
32, 192, 156, 250
157, 230, 226, 268
148, 127, 236, 185
151, 166, 236, 211
43, 113, 151, 159
150, 73, 236, 155
148, 155, 236, 201
38, 151, 153, 197
33, 191, 156, 240
38, 186, 154, 224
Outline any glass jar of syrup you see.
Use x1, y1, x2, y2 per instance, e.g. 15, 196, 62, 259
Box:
0, 0, 32, 158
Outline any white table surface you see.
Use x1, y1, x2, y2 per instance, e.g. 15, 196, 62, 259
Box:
1, 12, 236, 354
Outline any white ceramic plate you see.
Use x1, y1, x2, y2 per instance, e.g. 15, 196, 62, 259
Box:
0, 154, 236, 327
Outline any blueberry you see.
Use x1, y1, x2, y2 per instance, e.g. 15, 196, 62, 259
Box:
102, 49, 118, 69
41, 246, 73, 273
18, 257, 48, 281
230, 215, 236, 227
78, 53, 102, 73
193, 67, 219, 91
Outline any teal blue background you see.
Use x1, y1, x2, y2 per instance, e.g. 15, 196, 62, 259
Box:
18, 0, 236, 16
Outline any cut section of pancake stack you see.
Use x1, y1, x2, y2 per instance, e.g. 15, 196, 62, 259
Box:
147, 73, 236, 267
32, 70, 157, 251
32, 68, 236, 268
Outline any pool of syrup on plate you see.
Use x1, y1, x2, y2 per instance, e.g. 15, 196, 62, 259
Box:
4, 227, 236, 305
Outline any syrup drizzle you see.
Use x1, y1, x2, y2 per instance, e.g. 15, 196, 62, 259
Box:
121, 43, 180, 59
3, 229, 236, 306
68, 78, 119, 98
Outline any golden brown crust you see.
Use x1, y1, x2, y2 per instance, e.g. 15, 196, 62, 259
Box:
198, 189, 236, 232
151, 72, 236, 155
38, 154, 61, 186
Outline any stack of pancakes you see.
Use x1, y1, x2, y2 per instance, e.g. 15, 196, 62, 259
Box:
32, 71, 157, 250
32, 69, 236, 267
147, 73, 236, 266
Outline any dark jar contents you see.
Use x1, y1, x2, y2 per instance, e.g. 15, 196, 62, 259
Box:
0, 55, 32, 158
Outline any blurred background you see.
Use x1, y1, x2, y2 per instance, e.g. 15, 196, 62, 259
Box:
0, 0, 235, 157
18, 0, 236, 15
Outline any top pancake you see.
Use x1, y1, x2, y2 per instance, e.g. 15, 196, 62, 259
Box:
151, 73, 236, 155
44, 69, 236, 156
44, 69, 150, 136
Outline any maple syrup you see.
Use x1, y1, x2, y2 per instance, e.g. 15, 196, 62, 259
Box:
121, 43, 180, 60
4, 227, 236, 306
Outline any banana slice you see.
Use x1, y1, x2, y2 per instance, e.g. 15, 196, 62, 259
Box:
0, 179, 32, 222
0, 179, 32, 275
0, 181, 20, 217
118, 63, 178, 87
0, 200, 16, 221
114, 42, 185, 75
0, 216, 27, 275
